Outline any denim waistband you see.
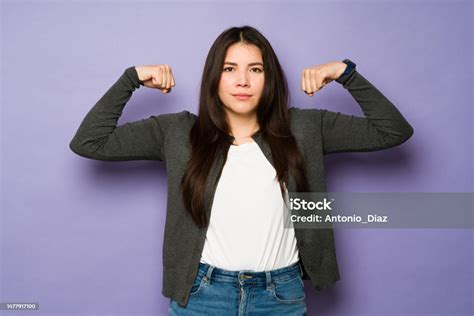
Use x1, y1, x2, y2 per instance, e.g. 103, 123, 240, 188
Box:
197, 260, 303, 288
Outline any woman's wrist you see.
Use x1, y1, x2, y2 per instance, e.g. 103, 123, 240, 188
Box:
335, 61, 348, 79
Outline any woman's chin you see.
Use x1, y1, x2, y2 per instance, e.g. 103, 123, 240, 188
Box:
225, 106, 258, 116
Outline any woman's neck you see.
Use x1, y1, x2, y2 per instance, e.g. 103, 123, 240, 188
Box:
227, 113, 260, 139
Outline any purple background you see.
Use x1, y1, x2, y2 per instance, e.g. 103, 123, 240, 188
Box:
1, 1, 472, 315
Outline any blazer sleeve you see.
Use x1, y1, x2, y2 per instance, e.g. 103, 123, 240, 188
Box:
69, 66, 166, 161
317, 67, 414, 155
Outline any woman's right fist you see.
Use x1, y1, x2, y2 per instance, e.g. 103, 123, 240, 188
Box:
135, 64, 175, 93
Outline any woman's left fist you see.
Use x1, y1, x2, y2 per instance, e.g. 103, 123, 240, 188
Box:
301, 61, 347, 96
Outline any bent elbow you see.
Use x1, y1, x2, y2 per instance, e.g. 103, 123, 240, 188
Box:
69, 138, 100, 159
377, 123, 414, 149
398, 123, 414, 145
69, 139, 88, 158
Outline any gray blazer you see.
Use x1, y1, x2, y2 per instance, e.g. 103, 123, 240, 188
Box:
69, 65, 414, 307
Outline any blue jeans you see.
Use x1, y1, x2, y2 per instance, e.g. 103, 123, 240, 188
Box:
169, 260, 307, 315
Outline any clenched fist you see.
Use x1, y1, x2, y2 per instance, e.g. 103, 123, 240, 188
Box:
301, 61, 347, 96
135, 64, 176, 93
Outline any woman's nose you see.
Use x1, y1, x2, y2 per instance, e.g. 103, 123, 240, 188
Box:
236, 72, 250, 86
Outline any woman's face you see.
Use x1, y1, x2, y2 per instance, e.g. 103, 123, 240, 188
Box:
218, 42, 265, 119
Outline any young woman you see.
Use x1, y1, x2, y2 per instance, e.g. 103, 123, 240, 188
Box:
70, 25, 413, 315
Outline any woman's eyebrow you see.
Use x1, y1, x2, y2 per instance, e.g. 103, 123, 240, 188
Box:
224, 61, 264, 66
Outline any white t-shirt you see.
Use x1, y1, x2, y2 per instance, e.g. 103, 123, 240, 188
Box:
199, 139, 300, 271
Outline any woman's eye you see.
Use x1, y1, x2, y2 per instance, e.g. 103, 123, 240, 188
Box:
222, 67, 263, 73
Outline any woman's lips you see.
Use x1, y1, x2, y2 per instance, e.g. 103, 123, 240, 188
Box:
232, 94, 252, 101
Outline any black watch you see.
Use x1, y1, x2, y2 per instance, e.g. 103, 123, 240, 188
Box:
341, 59, 356, 76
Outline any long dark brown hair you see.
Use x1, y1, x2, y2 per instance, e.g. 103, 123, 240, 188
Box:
180, 25, 309, 228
